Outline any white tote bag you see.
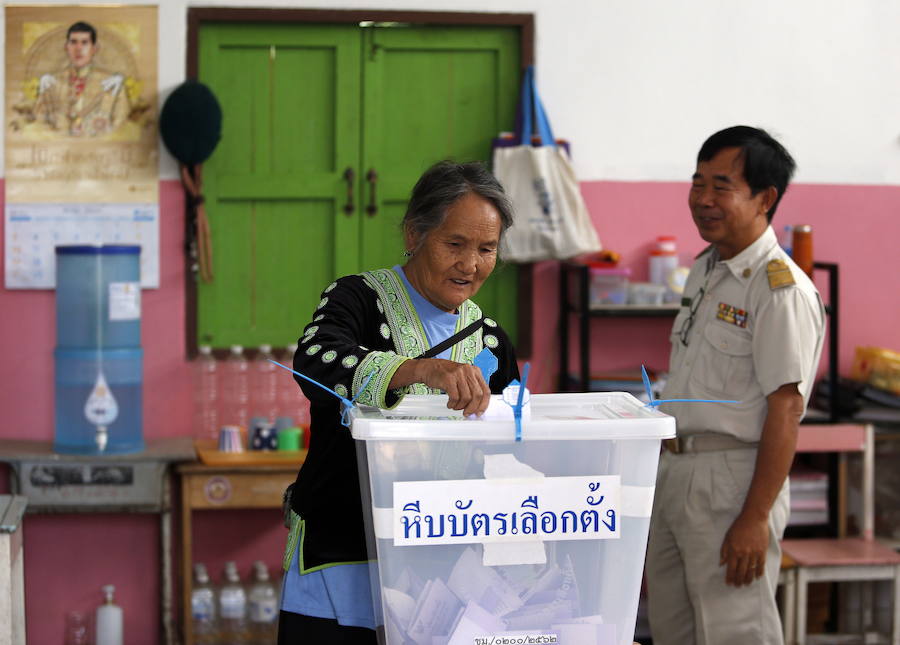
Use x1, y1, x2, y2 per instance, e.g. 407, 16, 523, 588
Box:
493, 67, 602, 262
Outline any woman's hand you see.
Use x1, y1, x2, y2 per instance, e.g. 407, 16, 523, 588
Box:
389, 358, 491, 416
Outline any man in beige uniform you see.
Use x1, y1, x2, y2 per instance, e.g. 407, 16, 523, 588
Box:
647, 126, 825, 645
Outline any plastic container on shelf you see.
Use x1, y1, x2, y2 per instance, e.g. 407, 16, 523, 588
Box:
54, 347, 143, 455
278, 344, 310, 429
247, 561, 279, 643
193, 345, 219, 441
627, 282, 667, 306
350, 392, 675, 645
218, 561, 248, 645
792, 224, 814, 277
55, 245, 141, 349
251, 344, 279, 424
221, 345, 250, 429
95, 584, 123, 645
589, 267, 630, 305
191, 563, 219, 645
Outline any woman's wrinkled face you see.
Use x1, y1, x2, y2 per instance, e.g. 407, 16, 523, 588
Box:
403, 192, 502, 313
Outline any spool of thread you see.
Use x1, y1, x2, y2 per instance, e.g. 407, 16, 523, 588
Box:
250, 420, 277, 451
791, 224, 814, 277
274, 416, 295, 432
217, 425, 244, 452
277, 427, 303, 451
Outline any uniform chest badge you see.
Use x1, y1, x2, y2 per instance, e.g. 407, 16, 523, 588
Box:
717, 302, 748, 328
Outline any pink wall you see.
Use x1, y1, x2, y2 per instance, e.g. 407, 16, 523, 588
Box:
1, 177, 898, 642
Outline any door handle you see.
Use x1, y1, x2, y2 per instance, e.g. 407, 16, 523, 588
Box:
342, 167, 355, 215
366, 168, 378, 217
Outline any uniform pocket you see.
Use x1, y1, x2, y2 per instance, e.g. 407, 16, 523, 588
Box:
690, 323, 754, 397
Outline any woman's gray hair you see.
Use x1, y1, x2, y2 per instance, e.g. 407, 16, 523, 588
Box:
402, 160, 513, 252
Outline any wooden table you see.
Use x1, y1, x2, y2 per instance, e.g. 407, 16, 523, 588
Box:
177, 457, 305, 645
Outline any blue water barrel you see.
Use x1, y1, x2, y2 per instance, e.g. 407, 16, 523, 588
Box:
55, 245, 141, 349
54, 347, 143, 455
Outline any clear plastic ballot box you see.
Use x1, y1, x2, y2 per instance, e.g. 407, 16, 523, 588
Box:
350, 392, 676, 645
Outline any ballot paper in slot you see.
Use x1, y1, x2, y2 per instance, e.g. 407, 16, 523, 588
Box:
351, 392, 675, 645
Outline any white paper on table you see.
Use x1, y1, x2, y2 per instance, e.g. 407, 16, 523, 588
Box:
446, 547, 524, 616
504, 599, 574, 630
446, 600, 509, 645
385, 604, 407, 645
481, 393, 531, 421
406, 578, 463, 645
482, 453, 544, 480
383, 587, 417, 632
519, 562, 563, 604
394, 566, 427, 600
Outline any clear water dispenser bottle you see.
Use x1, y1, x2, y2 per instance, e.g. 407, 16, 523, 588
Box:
54, 245, 144, 454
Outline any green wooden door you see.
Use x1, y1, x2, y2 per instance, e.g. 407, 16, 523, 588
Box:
197, 22, 520, 348
197, 23, 361, 347
360, 25, 520, 337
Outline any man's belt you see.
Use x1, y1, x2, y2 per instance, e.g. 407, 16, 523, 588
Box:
664, 433, 758, 454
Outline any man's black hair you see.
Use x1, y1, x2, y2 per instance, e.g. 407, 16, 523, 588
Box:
66, 21, 97, 44
698, 125, 796, 221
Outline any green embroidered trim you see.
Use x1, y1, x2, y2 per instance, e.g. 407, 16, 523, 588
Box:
353, 351, 410, 408
282, 511, 301, 572
450, 299, 484, 365
363, 269, 429, 360
287, 514, 372, 574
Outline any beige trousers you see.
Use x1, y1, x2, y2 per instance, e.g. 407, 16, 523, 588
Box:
646, 449, 790, 645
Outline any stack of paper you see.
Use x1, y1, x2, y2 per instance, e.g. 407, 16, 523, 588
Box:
382, 546, 616, 644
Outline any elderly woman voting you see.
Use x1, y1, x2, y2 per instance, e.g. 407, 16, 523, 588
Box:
278, 161, 520, 644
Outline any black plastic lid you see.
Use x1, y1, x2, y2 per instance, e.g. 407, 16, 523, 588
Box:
55, 245, 141, 255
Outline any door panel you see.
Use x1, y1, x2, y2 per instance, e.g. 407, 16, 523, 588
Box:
197, 22, 520, 347
198, 23, 360, 347
361, 26, 520, 340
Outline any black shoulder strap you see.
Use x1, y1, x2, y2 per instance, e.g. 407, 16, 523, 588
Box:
416, 317, 484, 359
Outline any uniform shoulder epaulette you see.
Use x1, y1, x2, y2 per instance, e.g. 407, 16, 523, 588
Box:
766, 259, 795, 289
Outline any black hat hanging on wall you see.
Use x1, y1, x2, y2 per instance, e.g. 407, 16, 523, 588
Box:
159, 81, 222, 282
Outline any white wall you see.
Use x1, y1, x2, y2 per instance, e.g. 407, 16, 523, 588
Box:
3, 0, 898, 184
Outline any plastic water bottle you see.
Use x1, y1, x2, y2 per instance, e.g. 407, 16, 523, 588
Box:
247, 561, 279, 643
219, 561, 248, 645
779, 224, 793, 256
278, 344, 311, 429
191, 563, 219, 645
193, 346, 219, 441
251, 345, 279, 424
222, 346, 250, 429
95, 584, 123, 645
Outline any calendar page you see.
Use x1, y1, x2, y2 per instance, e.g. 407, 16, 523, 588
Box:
5, 202, 159, 289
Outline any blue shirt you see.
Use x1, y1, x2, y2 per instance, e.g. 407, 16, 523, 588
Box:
280, 266, 459, 627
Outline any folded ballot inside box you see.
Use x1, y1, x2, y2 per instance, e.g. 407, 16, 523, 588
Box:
350, 392, 675, 645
